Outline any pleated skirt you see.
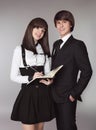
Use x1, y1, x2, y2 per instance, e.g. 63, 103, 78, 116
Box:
11, 83, 55, 124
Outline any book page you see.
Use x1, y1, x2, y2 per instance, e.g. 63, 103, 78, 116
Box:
40, 65, 63, 78
27, 65, 63, 85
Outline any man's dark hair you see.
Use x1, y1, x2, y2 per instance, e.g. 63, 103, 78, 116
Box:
54, 10, 75, 32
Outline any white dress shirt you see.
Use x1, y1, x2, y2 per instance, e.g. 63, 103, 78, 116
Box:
10, 44, 50, 84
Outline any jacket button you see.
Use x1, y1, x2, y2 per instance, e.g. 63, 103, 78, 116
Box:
35, 85, 39, 88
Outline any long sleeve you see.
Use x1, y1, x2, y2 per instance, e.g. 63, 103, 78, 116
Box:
70, 42, 92, 98
10, 46, 29, 84
10, 44, 51, 84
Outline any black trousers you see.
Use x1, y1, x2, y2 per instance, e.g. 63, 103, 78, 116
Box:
55, 100, 77, 130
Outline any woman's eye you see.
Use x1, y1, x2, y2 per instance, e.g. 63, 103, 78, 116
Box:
42, 29, 45, 33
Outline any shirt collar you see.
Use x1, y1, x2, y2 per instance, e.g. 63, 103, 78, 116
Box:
61, 33, 72, 43
60, 33, 72, 48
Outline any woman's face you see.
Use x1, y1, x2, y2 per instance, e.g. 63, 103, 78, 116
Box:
32, 27, 45, 43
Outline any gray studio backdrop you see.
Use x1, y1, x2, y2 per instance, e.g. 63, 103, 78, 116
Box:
0, 0, 96, 130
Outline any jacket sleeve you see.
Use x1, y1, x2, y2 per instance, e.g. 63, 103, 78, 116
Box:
70, 41, 92, 98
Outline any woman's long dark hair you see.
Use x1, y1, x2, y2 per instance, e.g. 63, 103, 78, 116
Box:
22, 18, 50, 56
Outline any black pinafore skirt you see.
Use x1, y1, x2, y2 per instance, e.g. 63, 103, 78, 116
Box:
11, 66, 55, 124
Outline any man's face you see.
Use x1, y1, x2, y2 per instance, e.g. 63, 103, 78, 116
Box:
56, 20, 72, 38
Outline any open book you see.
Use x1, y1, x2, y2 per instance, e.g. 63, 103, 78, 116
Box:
27, 65, 63, 85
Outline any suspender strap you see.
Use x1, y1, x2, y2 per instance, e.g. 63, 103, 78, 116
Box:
21, 45, 46, 67
21, 45, 27, 66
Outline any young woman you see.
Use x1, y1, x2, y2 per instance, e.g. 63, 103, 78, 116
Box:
10, 18, 55, 130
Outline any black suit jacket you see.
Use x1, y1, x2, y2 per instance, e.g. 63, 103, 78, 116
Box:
51, 35, 92, 103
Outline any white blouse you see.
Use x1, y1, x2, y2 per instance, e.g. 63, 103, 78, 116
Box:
10, 44, 50, 84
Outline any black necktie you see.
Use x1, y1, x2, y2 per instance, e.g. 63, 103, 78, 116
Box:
51, 39, 63, 68
52, 39, 63, 57
56, 39, 63, 52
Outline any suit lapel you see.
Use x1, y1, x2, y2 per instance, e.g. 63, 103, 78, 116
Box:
55, 35, 74, 56
52, 35, 74, 68
60, 35, 73, 51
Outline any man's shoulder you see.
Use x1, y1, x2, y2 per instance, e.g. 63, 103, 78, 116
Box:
72, 37, 86, 48
72, 36, 83, 43
53, 39, 61, 47
53, 39, 60, 44
71, 37, 88, 54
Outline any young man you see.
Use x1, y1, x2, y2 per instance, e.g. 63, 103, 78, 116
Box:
51, 10, 92, 130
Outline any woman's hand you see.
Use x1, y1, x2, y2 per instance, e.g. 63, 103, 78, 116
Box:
39, 79, 53, 86
33, 72, 43, 80
69, 95, 75, 102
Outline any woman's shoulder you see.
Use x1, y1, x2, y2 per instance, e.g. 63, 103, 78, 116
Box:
14, 45, 21, 52
13, 45, 22, 57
